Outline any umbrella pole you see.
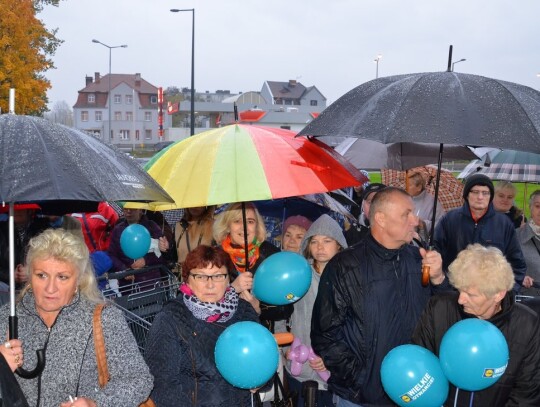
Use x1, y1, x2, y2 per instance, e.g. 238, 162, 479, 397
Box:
428, 144, 444, 247
241, 202, 249, 272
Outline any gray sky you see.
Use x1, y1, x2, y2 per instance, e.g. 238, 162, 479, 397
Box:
40, 0, 540, 109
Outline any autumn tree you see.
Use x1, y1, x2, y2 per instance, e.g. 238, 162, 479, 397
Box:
0, 0, 63, 115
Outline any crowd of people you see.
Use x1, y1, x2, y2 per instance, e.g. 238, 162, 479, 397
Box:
0, 173, 539, 406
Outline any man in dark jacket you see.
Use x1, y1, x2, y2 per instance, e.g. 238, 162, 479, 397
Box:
412, 244, 540, 406
311, 187, 450, 406
434, 174, 526, 291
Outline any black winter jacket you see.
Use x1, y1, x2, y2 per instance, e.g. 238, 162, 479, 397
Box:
434, 202, 526, 290
311, 234, 451, 406
145, 295, 259, 407
412, 292, 540, 406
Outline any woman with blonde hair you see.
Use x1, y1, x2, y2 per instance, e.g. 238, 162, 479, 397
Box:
493, 181, 525, 228
412, 244, 540, 406
0, 228, 153, 407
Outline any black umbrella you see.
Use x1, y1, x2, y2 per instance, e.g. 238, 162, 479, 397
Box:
0, 353, 29, 407
299, 47, 540, 264
0, 114, 174, 379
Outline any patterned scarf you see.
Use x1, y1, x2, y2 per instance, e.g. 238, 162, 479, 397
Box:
221, 235, 261, 272
529, 219, 540, 236
180, 283, 238, 323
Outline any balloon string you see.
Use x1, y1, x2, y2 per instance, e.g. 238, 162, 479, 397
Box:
469, 392, 474, 407
453, 387, 459, 407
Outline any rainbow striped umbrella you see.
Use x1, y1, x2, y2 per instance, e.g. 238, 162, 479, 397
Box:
145, 124, 365, 208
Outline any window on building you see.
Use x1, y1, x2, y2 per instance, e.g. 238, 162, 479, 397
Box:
126, 112, 133, 121
144, 112, 152, 121
145, 130, 152, 140
81, 111, 88, 122
280, 125, 291, 130
114, 94, 121, 104
119, 130, 130, 140
95, 111, 102, 121
150, 95, 157, 104
126, 94, 133, 104
88, 94, 95, 103
135, 130, 140, 140
310, 100, 318, 106
114, 111, 122, 121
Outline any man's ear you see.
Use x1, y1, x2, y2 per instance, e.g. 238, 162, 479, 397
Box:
373, 211, 385, 228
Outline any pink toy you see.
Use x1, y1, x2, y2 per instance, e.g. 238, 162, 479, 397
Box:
287, 337, 330, 382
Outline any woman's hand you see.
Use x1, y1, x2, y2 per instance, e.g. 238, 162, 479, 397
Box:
308, 355, 327, 372
231, 272, 253, 294
158, 236, 169, 252
240, 290, 260, 314
0, 339, 23, 372
523, 275, 534, 288
60, 397, 97, 407
131, 258, 146, 269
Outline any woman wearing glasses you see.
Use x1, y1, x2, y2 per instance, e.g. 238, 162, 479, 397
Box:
144, 245, 259, 406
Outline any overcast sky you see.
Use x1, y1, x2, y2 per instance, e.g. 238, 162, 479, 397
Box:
39, 0, 540, 109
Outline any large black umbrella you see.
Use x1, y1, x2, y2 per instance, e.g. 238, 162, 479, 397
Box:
299, 60, 540, 249
300, 71, 540, 153
0, 114, 174, 379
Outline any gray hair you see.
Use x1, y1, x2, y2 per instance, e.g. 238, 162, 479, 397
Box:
529, 190, 540, 208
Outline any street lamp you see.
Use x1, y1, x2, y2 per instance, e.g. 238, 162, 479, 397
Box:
374, 54, 383, 79
92, 39, 127, 140
170, 8, 195, 136
451, 58, 466, 72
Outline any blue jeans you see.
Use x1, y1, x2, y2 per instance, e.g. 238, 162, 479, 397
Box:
336, 397, 364, 407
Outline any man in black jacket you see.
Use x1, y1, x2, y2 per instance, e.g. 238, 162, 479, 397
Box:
311, 187, 450, 406
412, 244, 540, 406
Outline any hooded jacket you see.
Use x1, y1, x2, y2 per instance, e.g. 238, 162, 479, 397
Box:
144, 295, 259, 407
311, 234, 450, 406
412, 292, 540, 406
434, 202, 526, 290
0, 293, 153, 407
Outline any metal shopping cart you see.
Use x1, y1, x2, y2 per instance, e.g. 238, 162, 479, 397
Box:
100, 265, 180, 352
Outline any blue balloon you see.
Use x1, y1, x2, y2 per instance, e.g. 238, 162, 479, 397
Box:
215, 321, 279, 389
120, 224, 151, 260
381, 345, 449, 407
252, 252, 311, 305
439, 319, 509, 391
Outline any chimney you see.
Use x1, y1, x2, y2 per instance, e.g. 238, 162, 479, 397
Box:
94, 72, 100, 82
85, 75, 93, 86
135, 73, 141, 87
288, 79, 297, 87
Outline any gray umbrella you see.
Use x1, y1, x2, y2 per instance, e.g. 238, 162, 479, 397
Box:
0, 114, 174, 379
300, 71, 540, 153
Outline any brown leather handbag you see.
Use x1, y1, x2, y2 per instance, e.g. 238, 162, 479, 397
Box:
93, 303, 155, 407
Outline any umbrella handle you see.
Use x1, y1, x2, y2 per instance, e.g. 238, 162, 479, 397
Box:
421, 265, 430, 287
9, 316, 46, 379
16, 349, 46, 379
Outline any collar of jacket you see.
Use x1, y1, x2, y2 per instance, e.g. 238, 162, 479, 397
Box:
19, 289, 82, 321
460, 201, 496, 221
366, 233, 408, 261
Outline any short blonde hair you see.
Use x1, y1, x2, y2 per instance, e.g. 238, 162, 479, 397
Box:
23, 229, 104, 304
495, 181, 516, 195
448, 244, 514, 297
212, 202, 267, 244
408, 172, 426, 190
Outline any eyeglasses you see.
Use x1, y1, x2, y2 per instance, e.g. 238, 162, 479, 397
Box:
469, 190, 491, 197
189, 273, 228, 282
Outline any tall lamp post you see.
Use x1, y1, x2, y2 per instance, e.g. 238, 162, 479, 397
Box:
374, 54, 383, 79
92, 39, 127, 140
451, 58, 466, 72
170, 8, 195, 136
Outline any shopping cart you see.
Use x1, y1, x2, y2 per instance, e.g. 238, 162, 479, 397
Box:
100, 265, 180, 352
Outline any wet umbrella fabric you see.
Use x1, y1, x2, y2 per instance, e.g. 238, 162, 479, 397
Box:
335, 138, 478, 171
458, 149, 540, 183
0, 115, 173, 204
299, 71, 540, 153
145, 124, 366, 208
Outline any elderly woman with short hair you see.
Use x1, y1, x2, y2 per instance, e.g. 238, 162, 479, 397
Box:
0, 229, 153, 407
412, 244, 540, 406
517, 189, 540, 296
144, 245, 259, 406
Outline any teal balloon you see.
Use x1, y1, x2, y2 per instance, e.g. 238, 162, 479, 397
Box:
252, 252, 311, 305
381, 344, 449, 407
215, 321, 279, 389
120, 224, 151, 260
439, 319, 509, 391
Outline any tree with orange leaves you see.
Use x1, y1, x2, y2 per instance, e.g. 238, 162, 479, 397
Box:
0, 0, 63, 115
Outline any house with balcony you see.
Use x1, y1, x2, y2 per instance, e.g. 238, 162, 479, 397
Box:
73, 72, 170, 148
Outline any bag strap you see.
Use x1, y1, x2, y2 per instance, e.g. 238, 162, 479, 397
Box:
82, 215, 99, 251
93, 303, 110, 388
